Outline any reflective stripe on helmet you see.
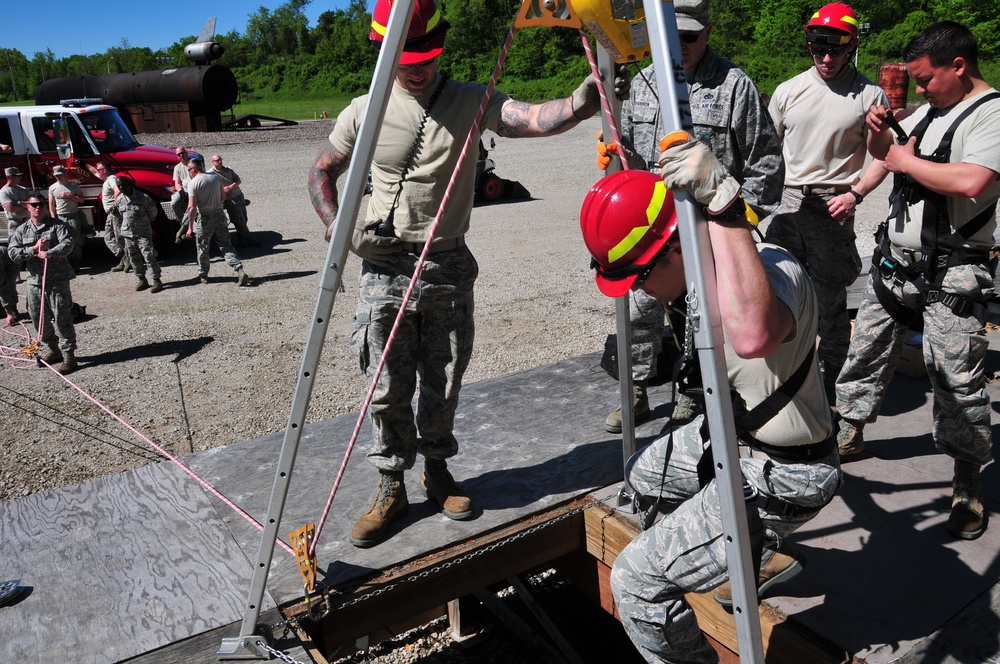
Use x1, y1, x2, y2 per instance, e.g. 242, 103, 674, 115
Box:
371, 5, 442, 40
608, 180, 667, 264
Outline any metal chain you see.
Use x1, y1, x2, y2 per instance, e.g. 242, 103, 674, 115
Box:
258, 489, 622, 659
326, 490, 620, 613
259, 640, 308, 664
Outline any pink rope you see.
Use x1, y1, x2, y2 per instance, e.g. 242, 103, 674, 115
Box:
578, 29, 629, 170
310, 24, 520, 556
41, 366, 296, 556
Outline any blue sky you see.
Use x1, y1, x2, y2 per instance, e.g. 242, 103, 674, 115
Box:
2, 1, 362, 60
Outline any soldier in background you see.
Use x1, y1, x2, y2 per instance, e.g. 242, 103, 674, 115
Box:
186, 158, 252, 287
114, 174, 163, 293
209, 154, 260, 247
47, 165, 87, 271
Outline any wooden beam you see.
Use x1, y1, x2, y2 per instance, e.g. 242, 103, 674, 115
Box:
293, 499, 588, 651
582, 501, 853, 664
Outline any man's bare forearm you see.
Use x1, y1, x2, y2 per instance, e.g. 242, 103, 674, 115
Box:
309, 143, 350, 235
496, 99, 581, 138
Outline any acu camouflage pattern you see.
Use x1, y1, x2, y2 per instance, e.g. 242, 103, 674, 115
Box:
612, 415, 841, 662
836, 264, 993, 465
7, 217, 77, 353
194, 209, 244, 277
622, 53, 783, 382
349, 247, 478, 471
0, 248, 18, 315
765, 188, 863, 402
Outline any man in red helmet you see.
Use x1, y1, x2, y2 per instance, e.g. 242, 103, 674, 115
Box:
581, 140, 841, 661
309, 0, 609, 548
765, 2, 889, 406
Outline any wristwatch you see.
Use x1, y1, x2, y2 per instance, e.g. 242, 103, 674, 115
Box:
848, 189, 864, 204
705, 199, 747, 224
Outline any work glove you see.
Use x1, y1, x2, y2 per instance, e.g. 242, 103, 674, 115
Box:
596, 131, 619, 170
572, 67, 632, 119
658, 131, 742, 216
351, 219, 402, 267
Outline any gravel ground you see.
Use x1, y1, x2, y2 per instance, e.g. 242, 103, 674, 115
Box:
0, 115, 894, 663
0, 117, 623, 662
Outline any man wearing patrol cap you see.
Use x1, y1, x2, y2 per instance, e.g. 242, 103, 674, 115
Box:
1, 166, 31, 235
309, 0, 612, 548
581, 138, 840, 661
765, 2, 889, 406
114, 174, 163, 294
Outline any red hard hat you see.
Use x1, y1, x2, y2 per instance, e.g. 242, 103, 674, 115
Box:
805, 3, 859, 38
370, 0, 449, 65
580, 170, 678, 298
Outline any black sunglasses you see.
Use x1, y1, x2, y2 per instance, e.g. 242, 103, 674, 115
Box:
26, 202, 43, 208
679, 31, 703, 44
810, 44, 849, 58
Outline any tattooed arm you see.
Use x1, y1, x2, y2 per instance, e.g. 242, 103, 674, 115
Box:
309, 141, 351, 241
495, 76, 600, 138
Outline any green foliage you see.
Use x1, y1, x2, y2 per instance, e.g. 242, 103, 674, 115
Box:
5, 0, 1000, 109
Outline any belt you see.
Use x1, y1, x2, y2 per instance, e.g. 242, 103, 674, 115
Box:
398, 236, 466, 254
754, 436, 836, 464
795, 185, 851, 196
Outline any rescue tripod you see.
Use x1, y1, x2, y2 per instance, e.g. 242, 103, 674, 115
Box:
218, 1, 764, 661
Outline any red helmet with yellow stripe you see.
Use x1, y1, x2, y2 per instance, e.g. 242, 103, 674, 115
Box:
580, 170, 678, 297
805, 3, 859, 38
370, 0, 449, 65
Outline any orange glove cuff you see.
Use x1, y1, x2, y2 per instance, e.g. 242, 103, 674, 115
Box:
659, 131, 691, 152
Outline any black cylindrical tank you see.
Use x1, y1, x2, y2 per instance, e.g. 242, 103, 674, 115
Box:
35, 65, 238, 111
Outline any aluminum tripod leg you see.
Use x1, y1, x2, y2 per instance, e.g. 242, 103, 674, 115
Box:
217, 0, 419, 658
643, 2, 765, 661
594, 45, 640, 493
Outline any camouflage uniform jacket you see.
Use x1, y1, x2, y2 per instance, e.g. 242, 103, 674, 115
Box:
620, 49, 784, 218
115, 190, 159, 238
7, 217, 75, 286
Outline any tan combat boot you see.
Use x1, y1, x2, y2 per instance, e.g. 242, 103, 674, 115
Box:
349, 471, 408, 548
421, 459, 473, 520
150, 279, 163, 294
55, 351, 78, 375
135, 277, 150, 291
110, 255, 127, 272
236, 269, 252, 287
713, 541, 805, 607
40, 344, 62, 365
605, 382, 651, 434
949, 460, 987, 540
836, 419, 865, 458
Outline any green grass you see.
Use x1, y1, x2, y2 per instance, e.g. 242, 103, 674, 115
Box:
229, 95, 356, 122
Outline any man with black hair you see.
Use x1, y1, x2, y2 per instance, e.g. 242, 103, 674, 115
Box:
838, 21, 1000, 540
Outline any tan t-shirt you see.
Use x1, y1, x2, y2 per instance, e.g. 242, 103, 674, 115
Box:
188, 172, 224, 213
770, 67, 888, 187
726, 244, 832, 447
330, 75, 510, 242
890, 89, 1000, 250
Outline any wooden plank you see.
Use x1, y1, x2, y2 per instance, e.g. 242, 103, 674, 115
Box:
582, 501, 852, 664
300, 500, 588, 650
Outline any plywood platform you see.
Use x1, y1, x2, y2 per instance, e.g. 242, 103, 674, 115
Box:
1, 344, 999, 663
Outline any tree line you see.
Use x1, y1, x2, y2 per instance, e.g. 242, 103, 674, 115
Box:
1, 0, 996, 106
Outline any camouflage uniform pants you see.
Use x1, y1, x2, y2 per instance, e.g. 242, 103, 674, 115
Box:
195, 210, 243, 277
629, 289, 673, 383
612, 415, 841, 663
765, 189, 863, 402
59, 211, 87, 263
103, 209, 124, 257
26, 280, 76, 354
123, 236, 160, 281
836, 263, 993, 465
350, 246, 478, 471
224, 193, 252, 239
172, 191, 191, 236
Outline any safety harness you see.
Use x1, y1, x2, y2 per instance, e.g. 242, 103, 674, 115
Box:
872, 91, 1000, 326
